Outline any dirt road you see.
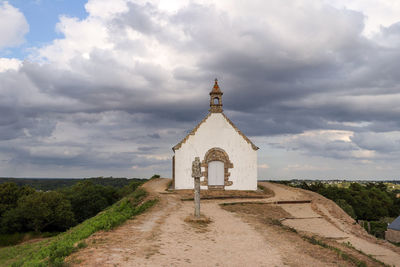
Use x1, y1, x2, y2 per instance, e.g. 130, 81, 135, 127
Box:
67, 179, 400, 266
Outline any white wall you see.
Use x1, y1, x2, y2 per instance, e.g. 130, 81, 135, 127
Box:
174, 113, 257, 190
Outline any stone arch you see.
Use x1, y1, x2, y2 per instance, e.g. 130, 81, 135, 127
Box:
201, 147, 233, 189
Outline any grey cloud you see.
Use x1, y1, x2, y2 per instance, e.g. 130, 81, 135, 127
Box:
119, 2, 160, 34
3, 142, 168, 169
137, 146, 159, 152
2, 1, 400, 177
294, 139, 354, 158
147, 133, 160, 139
351, 132, 400, 153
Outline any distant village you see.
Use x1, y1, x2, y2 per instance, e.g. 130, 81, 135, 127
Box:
270, 179, 400, 186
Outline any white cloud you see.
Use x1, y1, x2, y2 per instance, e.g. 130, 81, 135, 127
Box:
36, 15, 113, 67
258, 163, 270, 169
0, 58, 21, 72
84, 0, 129, 19
0, 2, 29, 49
290, 130, 354, 143
284, 130, 378, 161
284, 164, 324, 171
325, 0, 400, 36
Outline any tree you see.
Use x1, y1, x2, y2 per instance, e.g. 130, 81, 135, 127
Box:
0, 183, 35, 217
119, 180, 143, 197
335, 199, 356, 219
62, 181, 119, 223
2, 191, 75, 233
299, 182, 310, 190
0, 183, 20, 217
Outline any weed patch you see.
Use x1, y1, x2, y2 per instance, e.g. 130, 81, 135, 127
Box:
257, 184, 274, 197
342, 241, 391, 267
270, 219, 282, 226
184, 215, 212, 233
302, 235, 379, 267
389, 241, 400, 247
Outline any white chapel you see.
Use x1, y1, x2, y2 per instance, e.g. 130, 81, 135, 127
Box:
172, 80, 259, 190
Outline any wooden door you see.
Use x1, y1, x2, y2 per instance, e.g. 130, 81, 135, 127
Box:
208, 161, 224, 186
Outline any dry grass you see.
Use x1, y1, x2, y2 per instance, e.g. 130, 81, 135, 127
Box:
177, 188, 272, 200
257, 184, 275, 197
222, 202, 291, 220
184, 214, 212, 233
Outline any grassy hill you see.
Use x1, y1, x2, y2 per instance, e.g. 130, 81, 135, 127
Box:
0, 187, 157, 266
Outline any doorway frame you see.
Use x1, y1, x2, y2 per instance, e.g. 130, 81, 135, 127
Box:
201, 147, 233, 190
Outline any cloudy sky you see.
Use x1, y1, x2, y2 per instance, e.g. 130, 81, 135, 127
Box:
1, 0, 400, 179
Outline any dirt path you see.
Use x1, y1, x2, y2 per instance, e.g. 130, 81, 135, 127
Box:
68, 179, 284, 266
132, 200, 283, 266
67, 179, 400, 267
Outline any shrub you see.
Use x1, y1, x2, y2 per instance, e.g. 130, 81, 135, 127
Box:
335, 199, 356, 219
61, 181, 119, 223
118, 180, 144, 197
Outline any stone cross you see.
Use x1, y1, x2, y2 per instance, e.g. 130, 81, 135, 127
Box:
191, 157, 201, 218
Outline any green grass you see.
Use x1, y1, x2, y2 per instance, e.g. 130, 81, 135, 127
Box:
0, 188, 157, 267
166, 180, 173, 190
0, 232, 59, 248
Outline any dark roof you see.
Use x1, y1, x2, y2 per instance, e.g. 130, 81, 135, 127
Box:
388, 216, 400, 231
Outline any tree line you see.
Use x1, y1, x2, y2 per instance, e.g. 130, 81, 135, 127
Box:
0, 179, 144, 238
0, 177, 145, 191
294, 181, 400, 238
297, 182, 400, 220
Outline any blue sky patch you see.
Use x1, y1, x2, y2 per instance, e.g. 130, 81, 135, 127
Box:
5, 0, 88, 58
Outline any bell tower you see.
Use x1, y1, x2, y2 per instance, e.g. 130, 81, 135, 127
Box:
209, 79, 223, 113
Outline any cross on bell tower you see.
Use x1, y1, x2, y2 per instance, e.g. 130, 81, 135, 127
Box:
209, 79, 223, 113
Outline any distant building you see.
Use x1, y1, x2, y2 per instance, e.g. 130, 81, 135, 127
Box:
172, 80, 258, 190
385, 216, 400, 243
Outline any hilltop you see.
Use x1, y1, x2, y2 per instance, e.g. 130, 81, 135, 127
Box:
64, 178, 400, 266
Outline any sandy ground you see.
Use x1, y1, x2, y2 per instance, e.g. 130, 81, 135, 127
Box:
67, 179, 400, 267
259, 182, 400, 267
133, 201, 283, 266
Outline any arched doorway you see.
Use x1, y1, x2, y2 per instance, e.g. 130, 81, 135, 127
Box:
201, 147, 233, 189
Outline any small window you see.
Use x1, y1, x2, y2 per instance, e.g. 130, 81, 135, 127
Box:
213, 97, 219, 104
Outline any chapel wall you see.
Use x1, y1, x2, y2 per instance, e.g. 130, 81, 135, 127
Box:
385, 229, 400, 243
174, 113, 257, 190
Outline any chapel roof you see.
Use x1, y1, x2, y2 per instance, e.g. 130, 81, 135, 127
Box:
388, 216, 400, 231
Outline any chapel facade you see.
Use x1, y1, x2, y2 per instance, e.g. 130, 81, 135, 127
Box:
172, 80, 258, 190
